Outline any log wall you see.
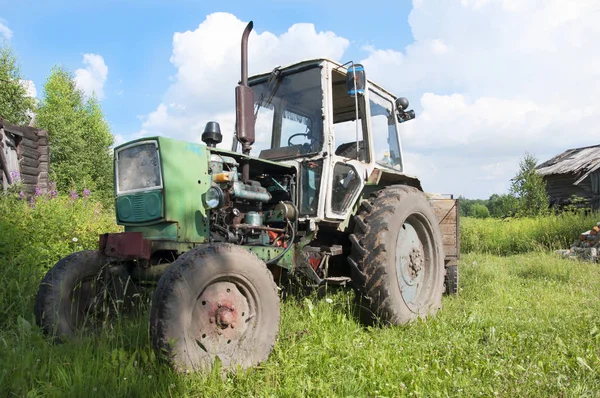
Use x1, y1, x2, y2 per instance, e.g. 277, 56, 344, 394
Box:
0, 119, 50, 194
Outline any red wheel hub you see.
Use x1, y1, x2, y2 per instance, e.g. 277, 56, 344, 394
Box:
192, 282, 250, 352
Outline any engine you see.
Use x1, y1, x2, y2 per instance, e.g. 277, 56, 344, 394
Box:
205, 153, 297, 249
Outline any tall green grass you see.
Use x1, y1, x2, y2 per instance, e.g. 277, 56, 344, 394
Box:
461, 212, 600, 255
1, 194, 599, 396
0, 191, 120, 332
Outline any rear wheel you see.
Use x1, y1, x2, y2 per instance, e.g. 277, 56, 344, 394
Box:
444, 264, 459, 295
35, 251, 138, 340
150, 243, 280, 373
349, 185, 445, 325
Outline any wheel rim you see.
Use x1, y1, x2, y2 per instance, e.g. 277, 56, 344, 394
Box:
190, 277, 258, 368
395, 213, 436, 313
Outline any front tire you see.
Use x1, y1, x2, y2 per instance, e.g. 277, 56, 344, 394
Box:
150, 243, 280, 373
349, 185, 445, 325
35, 251, 137, 340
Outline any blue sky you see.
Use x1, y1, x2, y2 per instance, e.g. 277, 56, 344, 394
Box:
2, 0, 599, 198
2, 0, 413, 143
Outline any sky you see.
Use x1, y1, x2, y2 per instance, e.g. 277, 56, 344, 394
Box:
2, 0, 599, 199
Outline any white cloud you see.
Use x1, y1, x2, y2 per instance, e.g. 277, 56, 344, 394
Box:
360, 0, 600, 197
20, 80, 36, 98
137, 12, 349, 147
137, 4, 600, 198
74, 54, 108, 100
0, 22, 12, 40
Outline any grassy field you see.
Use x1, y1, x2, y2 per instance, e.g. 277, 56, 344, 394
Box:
1, 252, 599, 397
461, 212, 600, 255
1, 196, 600, 396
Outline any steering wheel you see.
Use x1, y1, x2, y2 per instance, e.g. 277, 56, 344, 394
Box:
287, 133, 310, 146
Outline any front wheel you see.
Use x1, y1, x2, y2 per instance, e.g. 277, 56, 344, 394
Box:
35, 251, 137, 340
150, 243, 280, 373
349, 185, 445, 325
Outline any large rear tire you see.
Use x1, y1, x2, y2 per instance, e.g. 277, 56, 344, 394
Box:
349, 185, 445, 325
150, 243, 280, 373
35, 251, 137, 340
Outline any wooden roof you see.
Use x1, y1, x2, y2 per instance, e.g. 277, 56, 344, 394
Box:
537, 144, 600, 185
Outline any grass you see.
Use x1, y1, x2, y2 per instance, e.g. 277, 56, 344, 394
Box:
460, 212, 600, 255
1, 194, 599, 396
1, 252, 600, 397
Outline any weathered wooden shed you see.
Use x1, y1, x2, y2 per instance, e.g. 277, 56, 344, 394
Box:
536, 144, 600, 210
0, 118, 50, 194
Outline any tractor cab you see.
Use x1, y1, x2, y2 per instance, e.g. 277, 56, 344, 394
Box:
236, 59, 418, 222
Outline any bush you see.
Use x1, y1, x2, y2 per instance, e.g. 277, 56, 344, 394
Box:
470, 203, 490, 219
0, 186, 120, 331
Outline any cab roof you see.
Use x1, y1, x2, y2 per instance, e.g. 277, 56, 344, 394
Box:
248, 58, 399, 101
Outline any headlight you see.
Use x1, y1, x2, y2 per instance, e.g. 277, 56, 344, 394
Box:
204, 186, 224, 209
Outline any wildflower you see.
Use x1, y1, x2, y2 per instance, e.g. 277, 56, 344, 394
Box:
34, 186, 43, 196
72, 237, 78, 243
69, 190, 79, 200
325, 298, 333, 304
48, 181, 58, 198
19, 191, 26, 199
10, 170, 20, 182
83, 188, 91, 199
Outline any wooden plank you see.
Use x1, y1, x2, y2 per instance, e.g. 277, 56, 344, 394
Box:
39, 154, 49, 162
21, 174, 38, 185
20, 138, 39, 150
19, 156, 39, 168
20, 165, 39, 176
18, 145, 40, 160
38, 163, 49, 173
0, 120, 43, 141
38, 137, 48, 146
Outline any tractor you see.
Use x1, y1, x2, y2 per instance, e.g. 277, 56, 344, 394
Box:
34, 21, 460, 373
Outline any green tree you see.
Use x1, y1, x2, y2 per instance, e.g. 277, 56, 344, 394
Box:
470, 203, 490, 219
509, 152, 549, 217
35, 66, 113, 196
0, 44, 36, 125
487, 193, 518, 218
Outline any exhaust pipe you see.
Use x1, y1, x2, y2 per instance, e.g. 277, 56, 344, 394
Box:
236, 21, 255, 183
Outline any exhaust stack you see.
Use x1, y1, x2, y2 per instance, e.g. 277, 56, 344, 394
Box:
235, 21, 255, 184
236, 21, 255, 182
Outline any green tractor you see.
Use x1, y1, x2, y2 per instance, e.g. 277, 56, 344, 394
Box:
35, 21, 460, 373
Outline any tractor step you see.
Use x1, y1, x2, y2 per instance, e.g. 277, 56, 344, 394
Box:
319, 276, 351, 286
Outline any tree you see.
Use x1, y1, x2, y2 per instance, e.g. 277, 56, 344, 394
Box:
35, 66, 113, 195
471, 203, 490, 219
509, 152, 549, 217
487, 193, 518, 218
0, 44, 36, 125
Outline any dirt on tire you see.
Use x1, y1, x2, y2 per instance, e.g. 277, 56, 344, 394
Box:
149, 243, 280, 373
348, 185, 445, 325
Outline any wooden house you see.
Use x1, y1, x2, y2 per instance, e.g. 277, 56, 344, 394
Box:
536, 144, 600, 209
0, 119, 50, 194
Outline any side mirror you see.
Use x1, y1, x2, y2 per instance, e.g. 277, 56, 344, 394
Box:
396, 97, 416, 123
346, 64, 366, 96
395, 97, 409, 110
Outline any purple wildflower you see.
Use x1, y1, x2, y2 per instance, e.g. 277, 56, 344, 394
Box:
10, 170, 20, 183
34, 186, 43, 196
83, 188, 91, 199
28, 196, 36, 209
48, 182, 58, 198
19, 191, 26, 198
70, 190, 79, 200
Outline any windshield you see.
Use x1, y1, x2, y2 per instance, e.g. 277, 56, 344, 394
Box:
251, 67, 323, 160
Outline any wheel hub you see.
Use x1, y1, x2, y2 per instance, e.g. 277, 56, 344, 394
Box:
408, 247, 424, 277
193, 282, 250, 354
396, 222, 426, 306
215, 306, 235, 329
